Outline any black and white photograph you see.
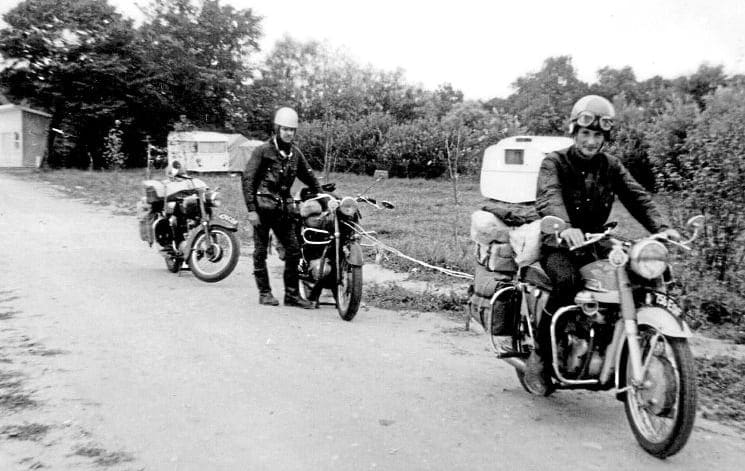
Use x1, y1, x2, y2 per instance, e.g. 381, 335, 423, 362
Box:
1, 0, 744, 469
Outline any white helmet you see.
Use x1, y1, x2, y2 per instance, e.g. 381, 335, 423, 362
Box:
274, 107, 299, 128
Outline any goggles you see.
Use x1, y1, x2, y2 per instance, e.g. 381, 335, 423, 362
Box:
575, 111, 614, 131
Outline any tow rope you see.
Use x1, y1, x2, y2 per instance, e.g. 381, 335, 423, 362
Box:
344, 221, 475, 280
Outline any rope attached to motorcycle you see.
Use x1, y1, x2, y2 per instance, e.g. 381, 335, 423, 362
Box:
343, 221, 475, 280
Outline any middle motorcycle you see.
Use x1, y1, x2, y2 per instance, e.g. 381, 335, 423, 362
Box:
291, 182, 394, 321
472, 214, 705, 459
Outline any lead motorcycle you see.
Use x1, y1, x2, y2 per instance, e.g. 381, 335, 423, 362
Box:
291, 182, 394, 321
472, 214, 704, 458
137, 158, 240, 282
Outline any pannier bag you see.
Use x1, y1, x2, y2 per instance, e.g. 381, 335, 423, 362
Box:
469, 264, 517, 335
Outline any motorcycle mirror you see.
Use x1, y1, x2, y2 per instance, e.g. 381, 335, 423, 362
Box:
381, 201, 395, 209
540, 216, 567, 234
686, 215, 705, 229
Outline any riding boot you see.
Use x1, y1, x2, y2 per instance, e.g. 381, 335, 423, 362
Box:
284, 290, 315, 309
254, 268, 278, 305
524, 309, 553, 395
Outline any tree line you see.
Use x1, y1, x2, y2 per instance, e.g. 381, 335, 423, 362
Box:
2, 0, 744, 306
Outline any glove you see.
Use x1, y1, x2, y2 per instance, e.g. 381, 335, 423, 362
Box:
247, 211, 261, 227
559, 227, 585, 248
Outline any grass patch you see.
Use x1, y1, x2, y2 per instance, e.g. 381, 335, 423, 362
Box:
0, 423, 50, 441
365, 282, 468, 319
696, 356, 745, 431
73, 445, 134, 466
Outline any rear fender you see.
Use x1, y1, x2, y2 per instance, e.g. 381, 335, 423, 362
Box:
346, 242, 364, 266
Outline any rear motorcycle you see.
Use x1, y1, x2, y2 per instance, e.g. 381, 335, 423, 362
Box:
137, 158, 240, 282
293, 182, 394, 321
472, 214, 705, 458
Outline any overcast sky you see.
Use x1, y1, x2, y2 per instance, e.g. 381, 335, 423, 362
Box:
2, 0, 745, 99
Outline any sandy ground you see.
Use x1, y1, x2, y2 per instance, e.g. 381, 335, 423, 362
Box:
1, 171, 744, 471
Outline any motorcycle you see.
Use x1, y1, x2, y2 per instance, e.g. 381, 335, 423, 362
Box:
473, 214, 705, 458
137, 157, 240, 282
292, 181, 394, 321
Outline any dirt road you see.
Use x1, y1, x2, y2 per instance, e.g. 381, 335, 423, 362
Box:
1, 172, 744, 470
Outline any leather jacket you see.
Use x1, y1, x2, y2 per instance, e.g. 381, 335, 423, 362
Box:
242, 137, 320, 213
536, 146, 668, 246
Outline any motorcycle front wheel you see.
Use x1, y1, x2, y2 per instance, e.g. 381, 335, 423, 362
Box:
188, 227, 240, 282
332, 257, 362, 321
623, 326, 697, 458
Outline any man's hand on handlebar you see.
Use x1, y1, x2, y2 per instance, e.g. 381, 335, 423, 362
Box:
560, 227, 586, 248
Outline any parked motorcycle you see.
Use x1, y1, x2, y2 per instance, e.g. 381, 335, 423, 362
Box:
473, 214, 704, 458
293, 182, 394, 321
137, 158, 240, 282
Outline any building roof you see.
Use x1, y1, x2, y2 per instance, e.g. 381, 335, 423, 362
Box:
0, 103, 52, 118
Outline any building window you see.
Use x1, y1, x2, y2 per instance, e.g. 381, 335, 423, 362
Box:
504, 149, 524, 165
198, 142, 226, 153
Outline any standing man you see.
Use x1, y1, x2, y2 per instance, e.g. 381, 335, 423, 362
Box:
242, 107, 321, 308
527, 95, 680, 394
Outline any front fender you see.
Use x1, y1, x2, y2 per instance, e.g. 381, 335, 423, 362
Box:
636, 306, 692, 338
613, 307, 691, 396
346, 242, 364, 266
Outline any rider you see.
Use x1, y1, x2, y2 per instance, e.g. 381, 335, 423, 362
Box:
527, 94, 680, 394
242, 107, 321, 308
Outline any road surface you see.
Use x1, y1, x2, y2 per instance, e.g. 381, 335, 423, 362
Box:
0, 172, 743, 470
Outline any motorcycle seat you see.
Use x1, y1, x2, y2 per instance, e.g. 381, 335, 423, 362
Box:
519, 263, 552, 291
143, 179, 207, 201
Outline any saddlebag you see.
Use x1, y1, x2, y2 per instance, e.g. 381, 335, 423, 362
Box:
468, 264, 518, 335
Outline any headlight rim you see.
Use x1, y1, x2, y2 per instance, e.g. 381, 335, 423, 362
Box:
630, 239, 669, 280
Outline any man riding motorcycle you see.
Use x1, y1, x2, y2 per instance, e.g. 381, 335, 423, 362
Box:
242, 107, 321, 308
526, 94, 681, 394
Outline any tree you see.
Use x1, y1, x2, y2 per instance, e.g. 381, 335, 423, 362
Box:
674, 64, 727, 110
136, 0, 262, 140
673, 86, 745, 290
592, 66, 641, 105
0, 0, 138, 167
506, 56, 589, 135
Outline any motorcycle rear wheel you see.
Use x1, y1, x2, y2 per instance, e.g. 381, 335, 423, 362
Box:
624, 326, 696, 458
333, 259, 362, 321
188, 227, 240, 283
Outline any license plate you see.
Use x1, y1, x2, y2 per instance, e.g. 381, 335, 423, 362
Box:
644, 291, 683, 317
218, 213, 238, 225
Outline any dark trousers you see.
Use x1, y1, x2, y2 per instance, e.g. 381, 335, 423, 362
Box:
537, 244, 610, 356
252, 209, 301, 296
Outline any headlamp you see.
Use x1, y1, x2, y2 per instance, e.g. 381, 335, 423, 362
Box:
630, 240, 668, 279
339, 197, 358, 217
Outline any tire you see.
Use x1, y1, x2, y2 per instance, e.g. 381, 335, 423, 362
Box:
624, 326, 697, 458
165, 255, 182, 273
187, 227, 240, 283
333, 259, 362, 321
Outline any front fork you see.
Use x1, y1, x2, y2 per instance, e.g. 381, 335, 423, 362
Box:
617, 266, 646, 386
